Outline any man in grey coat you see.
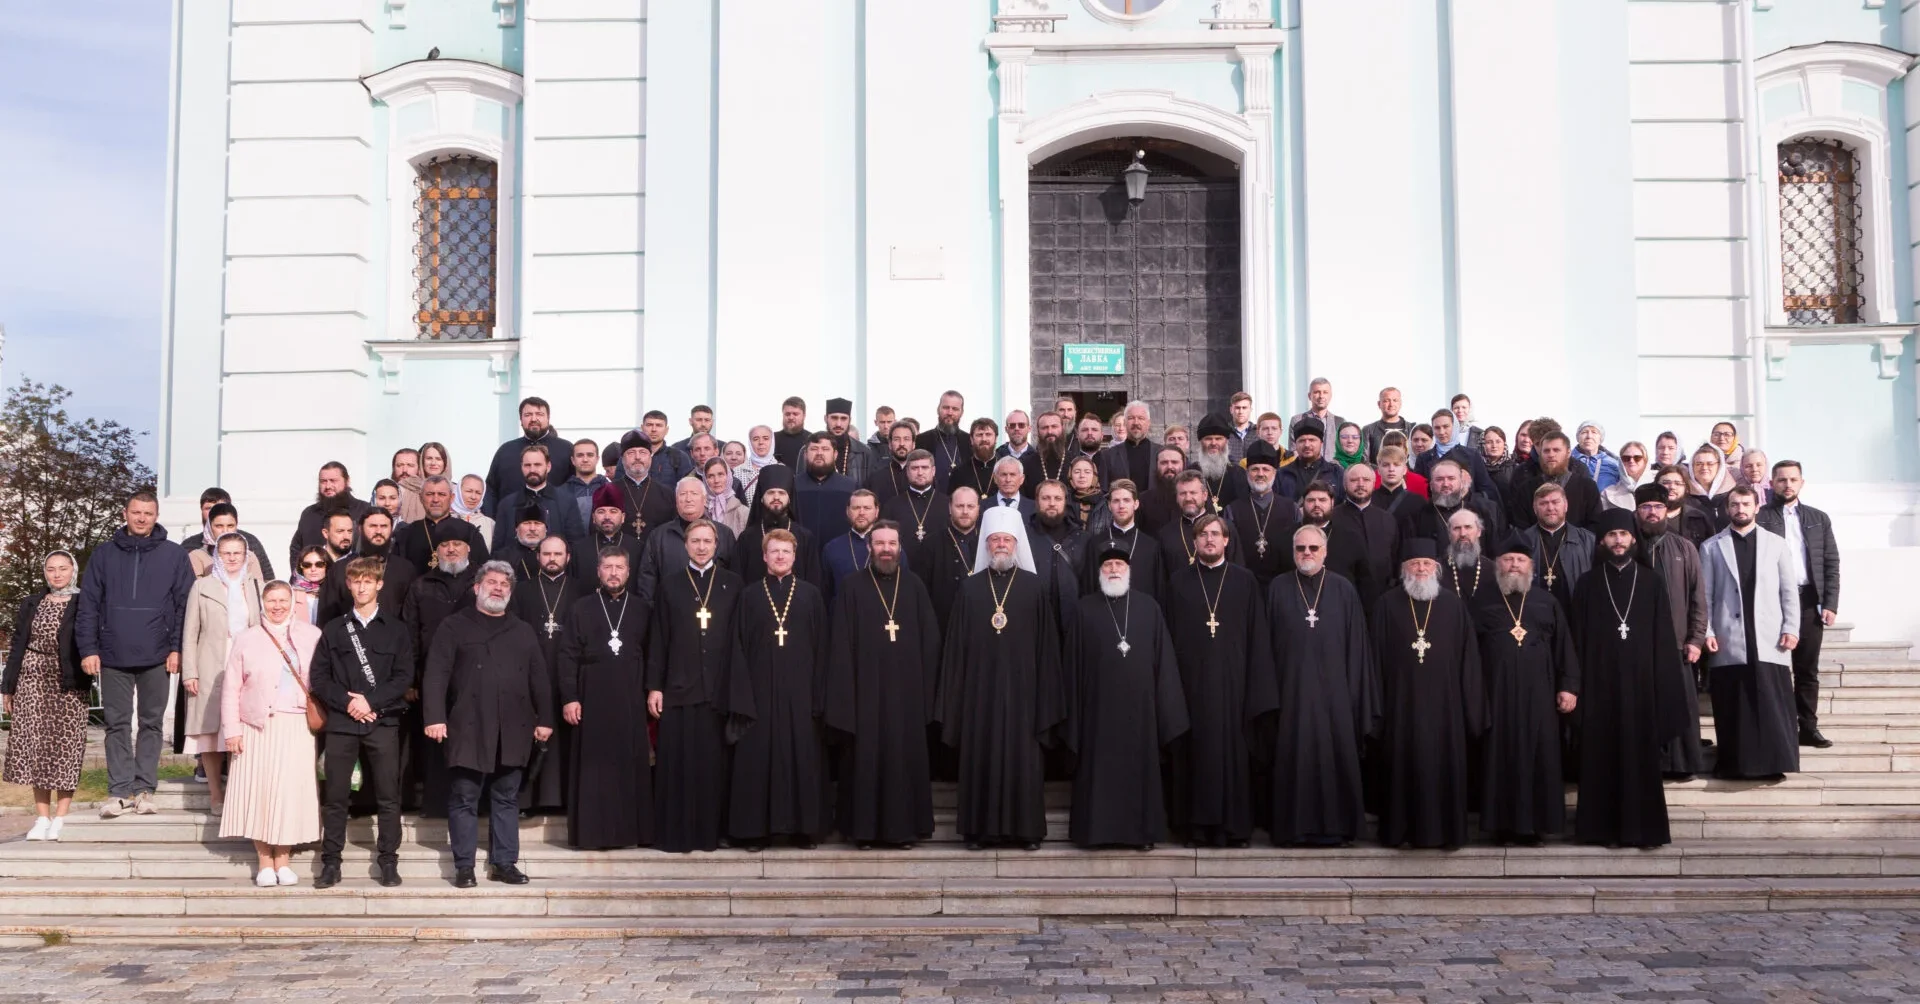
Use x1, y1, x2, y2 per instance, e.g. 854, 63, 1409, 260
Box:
1700, 485, 1800, 780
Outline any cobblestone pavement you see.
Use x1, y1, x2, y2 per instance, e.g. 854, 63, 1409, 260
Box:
1, 912, 1916, 1002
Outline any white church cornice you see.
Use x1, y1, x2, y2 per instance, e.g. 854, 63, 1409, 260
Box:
985, 29, 1285, 64
361, 58, 525, 109
1756, 42, 1915, 89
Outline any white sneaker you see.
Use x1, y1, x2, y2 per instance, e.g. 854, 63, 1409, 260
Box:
276, 866, 299, 886
45, 818, 63, 841
99, 797, 132, 819
256, 868, 278, 888
23, 817, 50, 841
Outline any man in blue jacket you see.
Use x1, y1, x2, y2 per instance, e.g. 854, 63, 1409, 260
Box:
77, 491, 196, 818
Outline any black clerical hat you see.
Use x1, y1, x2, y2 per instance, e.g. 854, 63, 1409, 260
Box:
1492, 533, 1532, 558
1401, 538, 1437, 561
1094, 543, 1132, 566
1595, 508, 1637, 537
826, 397, 853, 417
1290, 417, 1326, 442
433, 518, 478, 546
1633, 483, 1668, 507
619, 430, 650, 455
1196, 412, 1233, 440
1244, 440, 1281, 470
514, 502, 546, 527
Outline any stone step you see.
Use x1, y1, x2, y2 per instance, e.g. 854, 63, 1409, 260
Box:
1820, 688, 1920, 716
143, 778, 1078, 813
9, 840, 1920, 883
1829, 667, 1920, 688
1, 876, 1919, 925
0, 914, 1040, 945
1827, 624, 1854, 643
1818, 640, 1915, 668
1649, 773, 1920, 807
1704, 714, 1920, 745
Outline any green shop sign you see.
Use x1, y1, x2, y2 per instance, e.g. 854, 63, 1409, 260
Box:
1062, 343, 1126, 375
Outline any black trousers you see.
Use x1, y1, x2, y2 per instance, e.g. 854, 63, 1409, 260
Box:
448, 765, 522, 870
320, 726, 403, 868
1792, 586, 1825, 731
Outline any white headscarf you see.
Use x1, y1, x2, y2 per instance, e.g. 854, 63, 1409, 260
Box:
973, 506, 1037, 574
208, 535, 256, 638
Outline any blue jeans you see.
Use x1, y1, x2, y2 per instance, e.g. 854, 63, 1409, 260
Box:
446, 766, 521, 871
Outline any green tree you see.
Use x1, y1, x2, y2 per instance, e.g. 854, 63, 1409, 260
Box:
0, 378, 154, 637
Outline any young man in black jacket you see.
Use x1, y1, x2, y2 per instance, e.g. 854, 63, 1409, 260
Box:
309, 557, 416, 889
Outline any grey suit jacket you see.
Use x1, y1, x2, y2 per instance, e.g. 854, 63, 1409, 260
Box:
1700, 525, 1800, 669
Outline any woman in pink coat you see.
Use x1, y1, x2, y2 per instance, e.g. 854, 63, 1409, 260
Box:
219, 581, 323, 887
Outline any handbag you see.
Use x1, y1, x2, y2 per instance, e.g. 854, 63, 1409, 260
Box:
261, 625, 327, 734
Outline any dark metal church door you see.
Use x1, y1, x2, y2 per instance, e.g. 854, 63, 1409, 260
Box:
1029, 139, 1242, 432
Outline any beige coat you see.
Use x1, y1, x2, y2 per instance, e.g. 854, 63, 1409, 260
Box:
180, 572, 264, 737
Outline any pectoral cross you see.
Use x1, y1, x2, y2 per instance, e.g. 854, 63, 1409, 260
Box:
1206, 614, 1220, 638
1509, 624, 1527, 645
544, 617, 558, 638
428, 553, 439, 569
915, 527, 926, 541
884, 619, 900, 643
695, 606, 712, 632
608, 632, 623, 656
1617, 621, 1630, 640
1304, 608, 1319, 628
631, 515, 647, 534
1411, 631, 1432, 664
1544, 567, 1557, 588
774, 624, 788, 647
1256, 537, 1267, 557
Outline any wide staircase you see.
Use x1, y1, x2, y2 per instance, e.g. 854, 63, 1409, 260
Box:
3, 626, 1917, 942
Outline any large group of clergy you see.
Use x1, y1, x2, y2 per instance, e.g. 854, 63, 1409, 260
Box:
222, 383, 1838, 882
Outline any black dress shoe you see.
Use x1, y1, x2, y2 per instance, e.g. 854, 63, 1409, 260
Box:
452, 868, 477, 889
1800, 729, 1834, 749
489, 863, 530, 884
965, 840, 986, 851
313, 864, 341, 890
1020, 841, 1040, 852
377, 863, 402, 887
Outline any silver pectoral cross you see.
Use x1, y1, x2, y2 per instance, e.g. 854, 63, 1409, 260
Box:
1256, 536, 1267, 557
1411, 631, 1432, 663
544, 617, 558, 638
1304, 608, 1319, 628
608, 631, 623, 656
1117, 638, 1131, 656
1617, 621, 1630, 640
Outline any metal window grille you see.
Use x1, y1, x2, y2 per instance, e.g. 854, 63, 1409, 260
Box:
1778, 138, 1864, 326
412, 155, 497, 340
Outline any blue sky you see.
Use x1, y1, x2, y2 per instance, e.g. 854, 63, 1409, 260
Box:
0, 3, 172, 464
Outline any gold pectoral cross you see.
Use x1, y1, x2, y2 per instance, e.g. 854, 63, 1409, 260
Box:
1509, 624, 1527, 646
1206, 614, 1220, 637
884, 618, 900, 642
773, 624, 788, 647
1411, 631, 1432, 664
695, 606, 712, 632
1544, 567, 1556, 588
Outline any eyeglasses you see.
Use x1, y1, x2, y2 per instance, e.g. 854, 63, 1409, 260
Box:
299, 561, 327, 570
1293, 544, 1324, 553
1621, 454, 1645, 463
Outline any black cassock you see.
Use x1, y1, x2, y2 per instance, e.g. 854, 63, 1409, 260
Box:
728, 574, 830, 842
1371, 587, 1485, 849
883, 487, 949, 574
401, 566, 473, 815
1473, 590, 1579, 841
612, 474, 677, 547
734, 518, 827, 596
1570, 560, 1686, 848
1442, 556, 1507, 623
825, 567, 940, 844
1154, 515, 1244, 593
1063, 590, 1188, 848
1163, 560, 1275, 845
643, 564, 754, 853
921, 526, 978, 634
1265, 570, 1378, 846
556, 588, 652, 849
936, 568, 1066, 844
1226, 494, 1299, 591
1078, 524, 1164, 603
510, 571, 583, 812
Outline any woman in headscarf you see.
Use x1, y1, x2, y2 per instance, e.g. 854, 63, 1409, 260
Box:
1601, 440, 1652, 511
733, 424, 780, 507
288, 546, 331, 626
181, 533, 264, 814
455, 473, 496, 545
702, 456, 749, 536
1687, 444, 1735, 530
220, 580, 323, 886
188, 503, 264, 580
1479, 426, 1515, 502
1065, 454, 1110, 534
1334, 421, 1367, 469
3, 552, 89, 841
1708, 421, 1745, 481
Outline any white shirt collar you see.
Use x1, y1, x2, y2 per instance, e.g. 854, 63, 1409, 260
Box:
353, 606, 378, 626
689, 559, 715, 573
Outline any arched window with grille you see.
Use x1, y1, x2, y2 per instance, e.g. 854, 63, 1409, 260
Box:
1777, 137, 1865, 326
412, 155, 498, 340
